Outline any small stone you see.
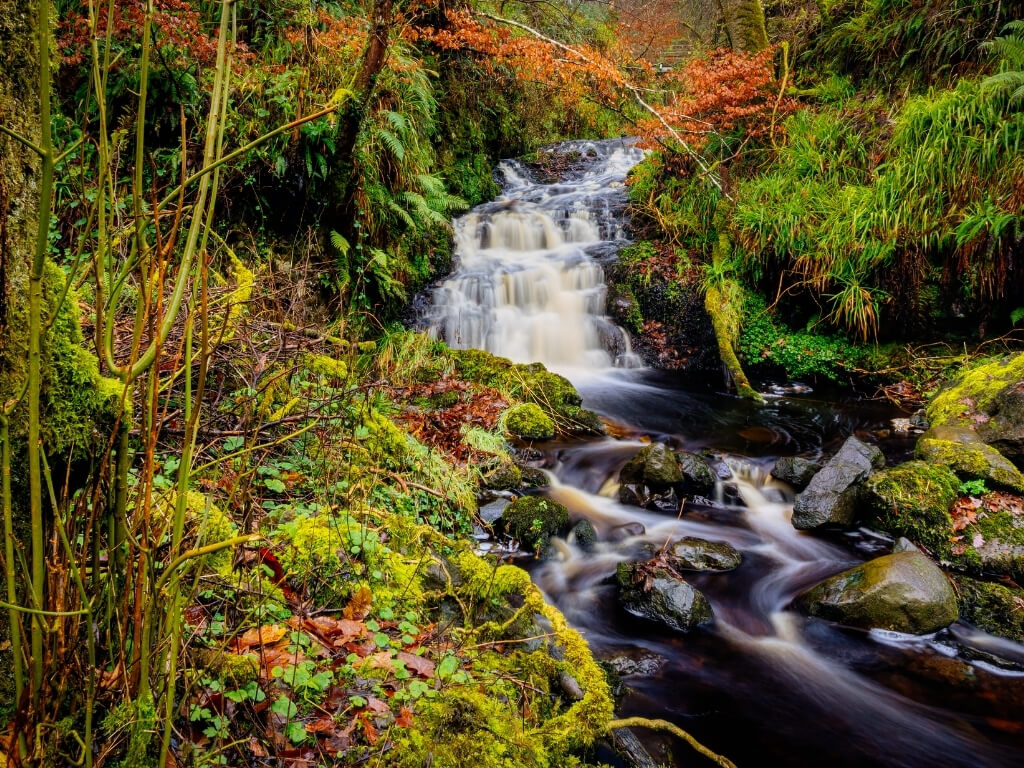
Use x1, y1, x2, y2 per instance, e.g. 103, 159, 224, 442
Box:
608, 522, 646, 541
616, 562, 714, 632
570, 519, 598, 551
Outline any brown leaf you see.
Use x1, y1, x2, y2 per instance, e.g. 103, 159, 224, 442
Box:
360, 714, 379, 745
306, 716, 337, 734
395, 706, 414, 728
365, 696, 389, 713
343, 586, 373, 620
360, 651, 395, 673
235, 624, 287, 650
397, 651, 435, 678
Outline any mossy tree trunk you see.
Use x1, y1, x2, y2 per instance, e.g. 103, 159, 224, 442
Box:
717, 0, 769, 52
0, 0, 41, 715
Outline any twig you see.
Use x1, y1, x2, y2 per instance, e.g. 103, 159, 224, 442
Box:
607, 717, 737, 768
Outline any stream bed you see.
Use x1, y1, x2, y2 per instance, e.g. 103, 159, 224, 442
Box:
423, 139, 1024, 767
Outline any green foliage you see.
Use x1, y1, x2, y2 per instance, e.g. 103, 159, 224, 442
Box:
983, 20, 1024, 102
958, 478, 989, 497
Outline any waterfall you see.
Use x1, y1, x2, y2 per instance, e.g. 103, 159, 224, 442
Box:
426, 140, 645, 372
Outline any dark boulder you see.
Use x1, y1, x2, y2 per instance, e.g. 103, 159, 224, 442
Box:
499, 496, 570, 552
771, 456, 823, 490
668, 537, 742, 571
674, 451, 717, 497
619, 443, 682, 490
792, 436, 884, 529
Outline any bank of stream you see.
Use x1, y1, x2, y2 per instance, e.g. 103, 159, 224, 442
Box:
423, 140, 1024, 767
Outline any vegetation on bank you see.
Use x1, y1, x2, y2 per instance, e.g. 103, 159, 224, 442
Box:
620, 0, 1024, 393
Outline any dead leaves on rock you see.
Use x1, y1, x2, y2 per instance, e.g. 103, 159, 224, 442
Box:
950, 491, 1024, 555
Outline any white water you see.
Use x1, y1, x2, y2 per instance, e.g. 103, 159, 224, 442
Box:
427, 140, 645, 373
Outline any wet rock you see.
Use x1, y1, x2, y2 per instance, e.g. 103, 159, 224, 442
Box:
478, 497, 511, 525
603, 649, 666, 677
771, 456, 823, 490
570, 519, 598, 551
616, 562, 714, 632
792, 436, 884, 529
674, 451, 717, 496
617, 482, 649, 508
518, 465, 550, 488
499, 496, 570, 552
648, 488, 682, 514
608, 522, 646, 541
504, 402, 556, 440
668, 537, 742, 571
916, 425, 1024, 493
620, 443, 682, 490
796, 545, 959, 634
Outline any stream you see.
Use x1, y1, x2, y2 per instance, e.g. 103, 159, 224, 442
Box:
423, 139, 1024, 767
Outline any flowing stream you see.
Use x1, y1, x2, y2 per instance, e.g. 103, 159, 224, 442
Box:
424, 140, 1024, 767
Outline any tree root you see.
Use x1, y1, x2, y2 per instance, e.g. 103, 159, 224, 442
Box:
606, 717, 738, 768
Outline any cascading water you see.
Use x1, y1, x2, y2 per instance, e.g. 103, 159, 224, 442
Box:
426, 140, 643, 372
424, 141, 1024, 767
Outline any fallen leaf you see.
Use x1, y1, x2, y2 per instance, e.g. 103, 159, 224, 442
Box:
395, 706, 414, 728
973, 532, 986, 548
306, 716, 337, 734
365, 696, 389, 713
360, 651, 395, 673
397, 651, 435, 678
235, 624, 288, 650
343, 586, 373, 620
360, 714, 379, 745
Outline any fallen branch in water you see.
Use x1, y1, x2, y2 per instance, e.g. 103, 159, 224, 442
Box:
606, 717, 738, 768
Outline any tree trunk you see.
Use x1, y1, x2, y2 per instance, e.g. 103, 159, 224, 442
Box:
0, 0, 40, 714
717, 0, 769, 52
330, 0, 395, 248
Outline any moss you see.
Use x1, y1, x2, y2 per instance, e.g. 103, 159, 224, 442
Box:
863, 461, 960, 557
499, 496, 570, 552
705, 278, 762, 402
916, 427, 1024, 493
302, 352, 349, 381
504, 402, 555, 440
153, 490, 237, 574
0, 260, 125, 462
451, 348, 602, 434
211, 248, 254, 342
955, 575, 1024, 642
927, 353, 1024, 428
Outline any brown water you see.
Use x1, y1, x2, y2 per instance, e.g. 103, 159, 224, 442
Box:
425, 142, 1024, 767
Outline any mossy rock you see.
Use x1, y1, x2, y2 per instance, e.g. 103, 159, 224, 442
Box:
499, 496, 570, 552
863, 461, 960, 554
518, 466, 550, 489
954, 575, 1024, 642
570, 519, 598, 551
927, 352, 1024, 430
620, 443, 682, 490
481, 459, 523, 491
504, 403, 555, 440
796, 547, 958, 634
452, 348, 603, 434
916, 426, 1024, 494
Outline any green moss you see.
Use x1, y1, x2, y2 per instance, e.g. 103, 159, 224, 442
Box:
504, 403, 555, 440
452, 348, 602, 434
154, 490, 238, 574
499, 496, 570, 552
0, 260, 126, 462
927, 353, 1024, 428
301, 352, 349, 381
955, 575, 1024, 642
863, 461, 960, 557
916, 427, 1024, 493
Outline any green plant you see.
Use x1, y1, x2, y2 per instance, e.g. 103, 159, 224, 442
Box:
958, 478, 989, 497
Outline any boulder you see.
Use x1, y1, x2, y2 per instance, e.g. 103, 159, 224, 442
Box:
616, 562, 713, 632
668, 537, 742, 571
796, 545, 958, 634
504, 403, 555, 440
499, 496, 570, 552
481, 459, 523, 491
771, 456, 823, 490
916, 425, 1024, 494
674, 451, 717, 496
926, 352, 1024, 432
979, 380, 1024, 464
608, 522, 646, 541
619, 443, 682, 490
792, 436, 884, 529
518, 466, 550, 489
863, 460, 960, 553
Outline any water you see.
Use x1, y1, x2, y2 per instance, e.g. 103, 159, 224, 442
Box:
425, 141, 1024, 767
